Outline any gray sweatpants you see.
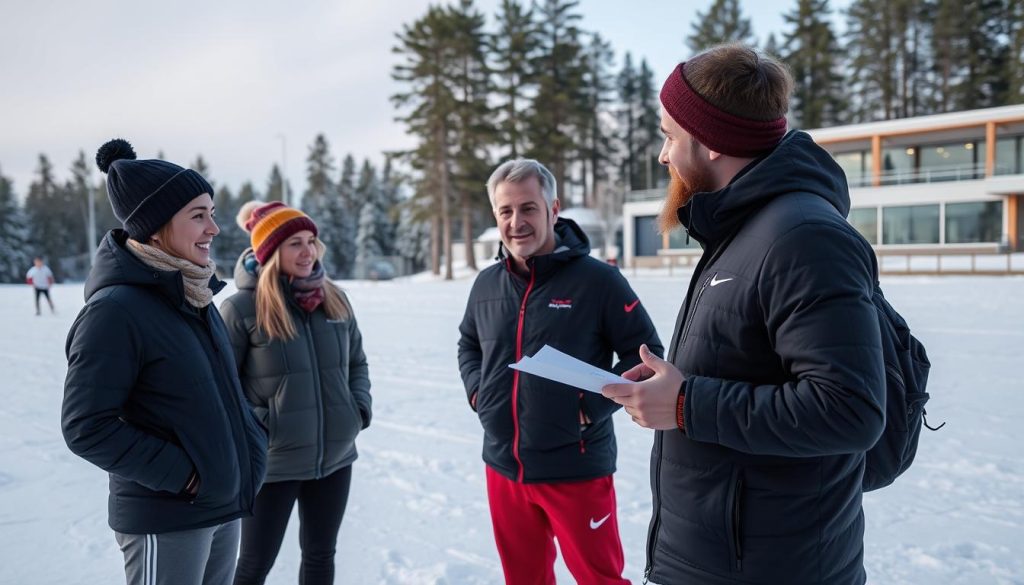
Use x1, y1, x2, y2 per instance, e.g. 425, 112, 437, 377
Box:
114, 520, 240, 585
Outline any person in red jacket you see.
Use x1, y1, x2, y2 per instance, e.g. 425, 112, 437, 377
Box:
26, 256, 55, 315
458, 158, 663, 584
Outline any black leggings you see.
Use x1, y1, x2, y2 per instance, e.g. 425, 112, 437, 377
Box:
34, 288, 52, 312
233, 465, 353, 585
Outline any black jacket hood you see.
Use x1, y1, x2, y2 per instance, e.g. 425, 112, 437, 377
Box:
84, 229, 226, 306
679, 130, 850, 245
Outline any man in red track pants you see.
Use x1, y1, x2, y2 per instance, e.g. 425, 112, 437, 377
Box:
458, 159, 663, 584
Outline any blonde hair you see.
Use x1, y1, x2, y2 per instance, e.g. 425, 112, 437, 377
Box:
255, 240, 351, 340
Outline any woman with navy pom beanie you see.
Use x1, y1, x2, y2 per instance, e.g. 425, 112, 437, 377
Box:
61, 139, 268, 585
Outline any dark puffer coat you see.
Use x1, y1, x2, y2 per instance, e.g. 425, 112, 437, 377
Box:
220, 251, 371, 483
646, 131, 886, 585
62, 230, 268, 535
459, 218, 663, 483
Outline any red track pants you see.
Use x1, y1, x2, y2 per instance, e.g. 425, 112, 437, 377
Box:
485, 466, 630, 585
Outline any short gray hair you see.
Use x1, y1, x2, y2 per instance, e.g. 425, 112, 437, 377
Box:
486, 159, 557, 209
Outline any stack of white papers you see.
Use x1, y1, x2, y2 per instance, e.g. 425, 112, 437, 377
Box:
508, 345, 633, 393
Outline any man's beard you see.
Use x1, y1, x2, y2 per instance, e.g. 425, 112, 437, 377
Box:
658, 162, 715, 234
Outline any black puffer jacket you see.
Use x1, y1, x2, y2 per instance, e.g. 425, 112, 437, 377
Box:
645, 131, 886, 585
220, 250, 371, 483
62, 230, 268, 535
458, 218, 663, 483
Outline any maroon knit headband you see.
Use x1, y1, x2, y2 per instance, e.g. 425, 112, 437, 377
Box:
659, 62, 787, 157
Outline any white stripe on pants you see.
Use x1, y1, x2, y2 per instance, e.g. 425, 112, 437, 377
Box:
115, 520, 240, 585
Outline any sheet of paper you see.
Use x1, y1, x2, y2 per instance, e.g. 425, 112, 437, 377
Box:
509, 344, 632, 393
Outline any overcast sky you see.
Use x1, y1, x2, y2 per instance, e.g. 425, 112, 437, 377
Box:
0, 0, 849, 199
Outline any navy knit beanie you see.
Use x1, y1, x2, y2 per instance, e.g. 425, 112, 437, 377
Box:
95, 138, 214, 242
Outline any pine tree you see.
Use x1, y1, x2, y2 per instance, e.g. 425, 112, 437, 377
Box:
617, 54, 660, 191
303, 134, 336, 212
617, 52, 639, 191
395, 198, 431, 275
68, 151, 97, 257
846, 0, 930, 121
1009, 0, 1024, 103
577, 32, 617, 207
24, 155, 74, 280
190, 155, 212, 186
355, 160, 386, 276
687, 0, 755, 52
524, 0, 587, 204
266, 164, 287, 202
782, 0, 847, 128
491, 0, 537, 158
955, 0, 1011, 110
763, 32, 782, 57
930, 0, 960, 113
338, 154, 358, 215
213, 185, 248, 268
450, 0, 495, 270
634, 59, 661, 190
378, 156, 402, 257
327, 154, 358, 278
392, 4, 458, 279
237, 181, 260, 205
0, 167, 30, 283
233, 181, 259, 253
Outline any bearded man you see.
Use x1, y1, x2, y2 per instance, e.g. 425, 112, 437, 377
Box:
602, 43, 886, 585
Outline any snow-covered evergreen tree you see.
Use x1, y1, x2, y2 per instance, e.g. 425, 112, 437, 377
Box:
213, 185, 247, 268
319, 154, 358, 279
355, 160, 387, 276
395, 200, 431, 275
0, 168, 30, 283
379, 157, 402, 257
355, 199, 384, 274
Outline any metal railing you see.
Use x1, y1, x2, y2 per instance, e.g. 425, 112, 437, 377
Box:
847, 164, 1021, 188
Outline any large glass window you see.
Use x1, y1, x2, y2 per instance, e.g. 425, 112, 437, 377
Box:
945, 201, 1003, 243
834, 151, 867, 187
634, 215, 661, 256
995, 136, 1022, 176
849, 207, 878, 244
919, 140, 983, 181
881, 147, 916, 184
883, 205, 940, 244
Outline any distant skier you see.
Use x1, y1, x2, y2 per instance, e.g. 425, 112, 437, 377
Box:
25, 256, 55, 315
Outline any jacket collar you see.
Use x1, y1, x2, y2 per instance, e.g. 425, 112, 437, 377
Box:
676, 130, 851, 246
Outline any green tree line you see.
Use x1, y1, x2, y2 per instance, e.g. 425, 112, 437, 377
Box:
2, 0, 1020, 282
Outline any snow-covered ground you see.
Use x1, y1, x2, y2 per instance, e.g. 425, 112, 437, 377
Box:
1, 270, 1022, 584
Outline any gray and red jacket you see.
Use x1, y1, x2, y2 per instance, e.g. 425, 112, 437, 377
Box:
458, 218, 663, 483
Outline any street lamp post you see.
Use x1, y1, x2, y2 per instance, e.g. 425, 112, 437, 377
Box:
276, 134, 288, 205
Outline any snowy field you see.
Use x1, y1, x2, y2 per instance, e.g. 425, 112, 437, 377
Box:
1, 269, 1022, 585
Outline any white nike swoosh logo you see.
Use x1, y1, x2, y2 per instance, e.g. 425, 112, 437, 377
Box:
589, 513, 611, 530
709, 274, 734, 287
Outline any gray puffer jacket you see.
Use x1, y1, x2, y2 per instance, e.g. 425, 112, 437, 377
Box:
220, 250, 371, 483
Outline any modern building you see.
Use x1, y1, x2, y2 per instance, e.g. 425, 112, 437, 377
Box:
622, 104, 1024, 267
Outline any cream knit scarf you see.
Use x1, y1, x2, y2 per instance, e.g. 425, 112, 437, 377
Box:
126, 239, 216, 308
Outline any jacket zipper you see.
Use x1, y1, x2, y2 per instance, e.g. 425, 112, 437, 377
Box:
511, 264, 537, 482
303, 318, 325, 478
195, 310, 254, 511
732, 477, 744, 571
679, 273, 714, 353
645, 251, 716, 581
